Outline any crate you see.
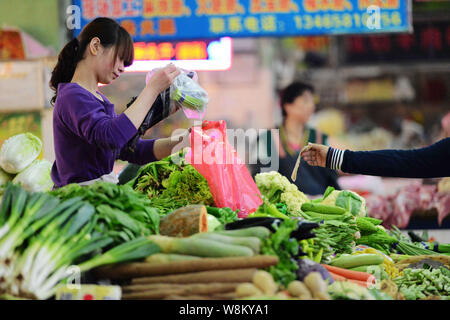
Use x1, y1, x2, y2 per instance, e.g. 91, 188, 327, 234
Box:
0, 58, 55, 111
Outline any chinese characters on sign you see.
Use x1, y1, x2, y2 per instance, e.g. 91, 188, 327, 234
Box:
344, 21, 450, 63
73, 0, 411, 41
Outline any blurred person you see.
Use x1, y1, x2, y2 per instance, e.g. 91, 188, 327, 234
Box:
250, 81, 340, 195
440, 111, 450, 139
49, 17, 186, 188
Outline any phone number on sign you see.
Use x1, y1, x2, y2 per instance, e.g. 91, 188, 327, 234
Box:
293, 12, 403, 30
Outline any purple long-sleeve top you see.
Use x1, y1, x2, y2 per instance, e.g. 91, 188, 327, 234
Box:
51, 83, 157, 187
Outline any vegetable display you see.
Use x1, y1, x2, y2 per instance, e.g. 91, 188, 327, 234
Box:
1, 146, 448, 302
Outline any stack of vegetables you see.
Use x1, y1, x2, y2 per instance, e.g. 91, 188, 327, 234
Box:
0, 133, 53, 195
91, 225, 280, 300
0, 183, 160, 300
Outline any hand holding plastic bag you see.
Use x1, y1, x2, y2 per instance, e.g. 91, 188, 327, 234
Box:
186, 120, 262, 218
146, 67, 208, 120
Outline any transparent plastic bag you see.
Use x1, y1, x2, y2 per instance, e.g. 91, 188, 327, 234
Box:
186, 120, 263, 218
146, 68, 208, 120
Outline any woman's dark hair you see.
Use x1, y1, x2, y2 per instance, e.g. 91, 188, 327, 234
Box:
50, 17, 134, 105
279, 81, 315, 119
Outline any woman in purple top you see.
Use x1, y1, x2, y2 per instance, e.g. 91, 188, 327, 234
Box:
49, 18, 185, 188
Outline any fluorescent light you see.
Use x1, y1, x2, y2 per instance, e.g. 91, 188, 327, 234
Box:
125, 37, 233, 72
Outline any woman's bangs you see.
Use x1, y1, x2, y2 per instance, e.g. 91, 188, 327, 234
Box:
116, 28, 134, 67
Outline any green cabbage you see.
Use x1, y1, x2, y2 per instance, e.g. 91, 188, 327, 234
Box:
321, 189, 367, 217
207, 214, 222, 231
0, 133, 42, 174
12, 159, 53, 192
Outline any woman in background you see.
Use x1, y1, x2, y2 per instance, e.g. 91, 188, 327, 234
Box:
251, 81, 340, 195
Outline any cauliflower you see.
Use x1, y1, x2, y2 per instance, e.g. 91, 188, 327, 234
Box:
281, 190, 309, 216
255, 171, 308, 216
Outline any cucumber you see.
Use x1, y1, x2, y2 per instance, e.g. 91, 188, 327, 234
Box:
148, 235, 254, 257
349, 264, 383, 273
303, 211, 349, 221
214, 226, 271, 241
145, 253, 202, 264
330, 254, 384, 269
301, 203, 347, 215
191, 233, 261, 254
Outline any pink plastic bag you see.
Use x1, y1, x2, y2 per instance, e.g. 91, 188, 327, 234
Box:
185, 120, 262, 218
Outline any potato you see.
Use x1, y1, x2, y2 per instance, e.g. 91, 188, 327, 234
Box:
252, 270, 278, 295
235, 283, 263, 298
287, 281, 312, 299
275, 291, 290, 300
304, 272, 328, 298
314, 292, 331, 300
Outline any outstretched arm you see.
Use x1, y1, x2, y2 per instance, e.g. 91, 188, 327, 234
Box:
301, 138, 450, 179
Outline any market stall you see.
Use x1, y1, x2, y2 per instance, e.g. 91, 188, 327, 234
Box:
0, 127, 449, 301
0, 0, 449, 303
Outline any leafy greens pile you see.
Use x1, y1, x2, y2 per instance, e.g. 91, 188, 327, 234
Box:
50, 181, 160, 244
261, 219, 301, 287
127, 153, 214, 214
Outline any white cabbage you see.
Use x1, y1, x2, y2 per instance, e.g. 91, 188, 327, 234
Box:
0, 133, 42, 174
12, 159, 53, 193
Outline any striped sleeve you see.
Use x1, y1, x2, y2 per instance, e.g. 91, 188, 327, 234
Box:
326, 147, 345, 171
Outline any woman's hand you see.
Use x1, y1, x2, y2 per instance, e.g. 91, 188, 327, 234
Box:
146, 64, 181, 95
300, 142, 329, 167
124, 64, 181, 129
153, 128, 191, 160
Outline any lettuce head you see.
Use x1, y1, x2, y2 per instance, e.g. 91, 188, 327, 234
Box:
12, 159, 53, 193
321, 188, 367, 217
0, 133, 42, 174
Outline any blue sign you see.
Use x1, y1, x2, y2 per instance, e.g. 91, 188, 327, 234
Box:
72, 0, 412, 41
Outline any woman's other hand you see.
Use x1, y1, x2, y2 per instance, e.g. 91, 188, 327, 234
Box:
300, 142, 329, 167
146, 64, 181, 94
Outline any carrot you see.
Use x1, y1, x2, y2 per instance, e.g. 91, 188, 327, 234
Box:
328, 271, 375, 288
347, 279, 374, 288
331, 276, 374, 288
322, 264, 375, 282
328, 271, 347, 281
